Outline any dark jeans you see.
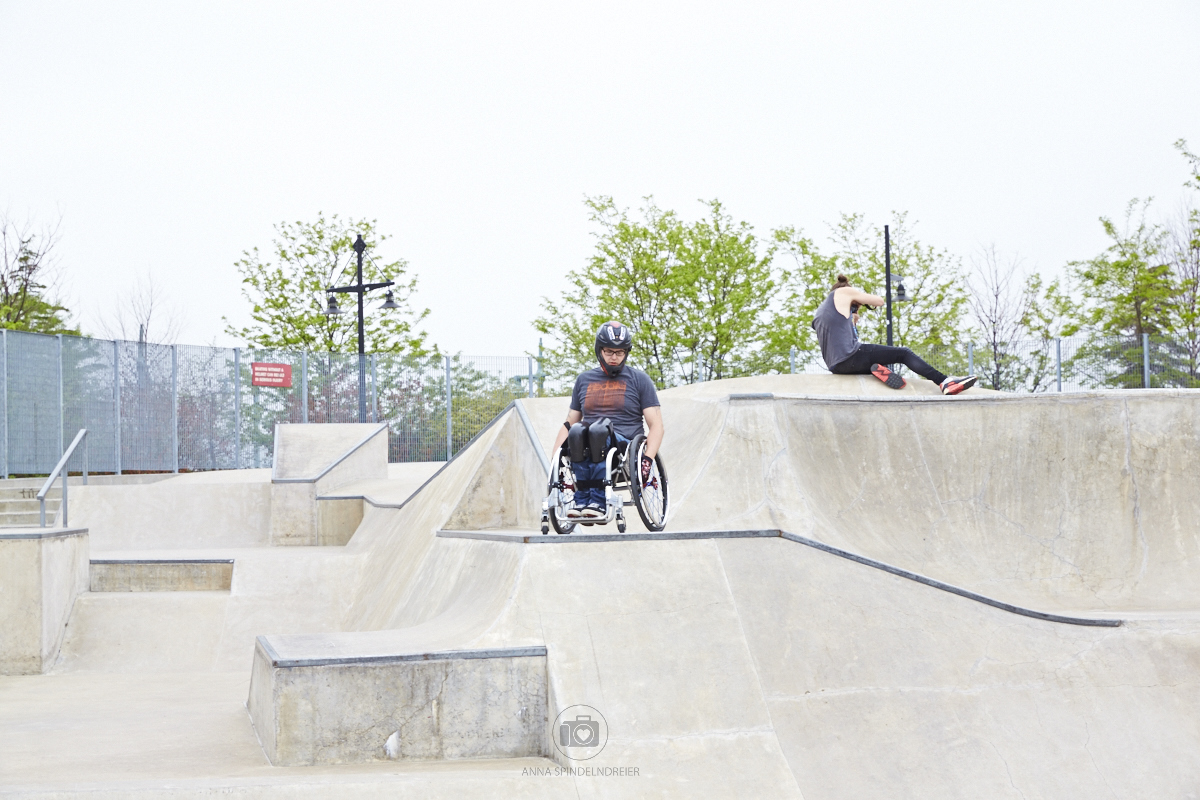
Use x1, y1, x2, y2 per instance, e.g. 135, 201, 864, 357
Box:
830, 344, 947, 385
573, 432, 630, 508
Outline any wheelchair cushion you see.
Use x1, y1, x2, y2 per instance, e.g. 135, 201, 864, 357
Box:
567, 422, 588, 463
588, 418, 613, 463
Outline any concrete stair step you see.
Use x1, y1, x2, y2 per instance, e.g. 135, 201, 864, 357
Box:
0, 498, 59, 513
0, 487, 61, 502
0, 511, 49, 526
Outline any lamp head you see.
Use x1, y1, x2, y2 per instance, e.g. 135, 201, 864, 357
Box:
324, 293, 344, 316
379, 290, 400, 310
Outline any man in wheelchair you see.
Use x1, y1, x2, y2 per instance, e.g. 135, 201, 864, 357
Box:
545, 321, 666, 532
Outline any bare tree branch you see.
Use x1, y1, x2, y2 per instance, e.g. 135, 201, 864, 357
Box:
96, 270, 186, 344
0, 211, 75, 333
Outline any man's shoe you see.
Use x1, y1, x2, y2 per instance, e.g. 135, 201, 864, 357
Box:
582, 504, 605, 519
941, 375, 979, 395
870, 363, 906, 389
566, 506, 585, 520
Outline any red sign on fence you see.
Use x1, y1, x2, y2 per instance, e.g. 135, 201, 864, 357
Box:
251, 362, 293, 388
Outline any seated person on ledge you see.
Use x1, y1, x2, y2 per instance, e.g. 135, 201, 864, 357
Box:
812, 274, 978, 395
550, 321, 664, 520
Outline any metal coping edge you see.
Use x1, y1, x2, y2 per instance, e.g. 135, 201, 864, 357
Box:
514, 399, 551, 474
766, 391, 1199, 404
261, 644, 548, 669
315, 492, 404, 509
438, 528, 779, 544
365, 403, 517, 514
271, 422, 390, 484
438, 528, 1123, 628
0, 527, 88, 540
90, 559, 235, 565
777, 531, 1122, 628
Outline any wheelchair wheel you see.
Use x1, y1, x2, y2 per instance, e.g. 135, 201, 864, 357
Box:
550, 507, 576, 535
548, 451, 577, 535
628, 433, 669, 531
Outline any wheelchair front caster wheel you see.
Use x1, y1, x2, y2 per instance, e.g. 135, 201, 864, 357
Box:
617, 520, 626, 533
541, 523, 549, 535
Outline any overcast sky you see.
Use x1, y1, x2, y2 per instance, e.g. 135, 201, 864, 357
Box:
3, 1, 1198, 355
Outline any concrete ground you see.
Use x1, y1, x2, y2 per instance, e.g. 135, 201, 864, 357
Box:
2, 374, 1199, 798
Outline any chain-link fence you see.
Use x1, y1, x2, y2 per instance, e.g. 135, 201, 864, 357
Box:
1, 331, 541, 477
783, 333, 1200, 392
911, 333, 1200, 392
5, 329, 1196, 476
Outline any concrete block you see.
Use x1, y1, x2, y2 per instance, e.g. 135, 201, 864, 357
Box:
316, 498, 364, 546
248, 638, 548, 766
270, 423, 388, 546
268, 481, 318, 546
0, 527, 89, 674
89, 559, 234, 592
72, 479, 271, 551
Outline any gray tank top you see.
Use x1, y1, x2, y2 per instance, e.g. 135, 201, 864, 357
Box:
811, 289, 860, 368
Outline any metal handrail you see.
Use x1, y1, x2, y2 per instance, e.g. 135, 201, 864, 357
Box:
37, 428, 88, 527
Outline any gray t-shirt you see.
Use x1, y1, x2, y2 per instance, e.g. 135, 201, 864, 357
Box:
811, 289, 860, 368
569, 367, 661, 440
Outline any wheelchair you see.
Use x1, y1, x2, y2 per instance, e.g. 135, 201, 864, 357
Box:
540, 419, 669, 535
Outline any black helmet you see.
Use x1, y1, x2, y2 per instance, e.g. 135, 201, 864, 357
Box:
595, 321, 633, 377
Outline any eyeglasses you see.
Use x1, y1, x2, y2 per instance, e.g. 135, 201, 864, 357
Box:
600, 349, 625, 358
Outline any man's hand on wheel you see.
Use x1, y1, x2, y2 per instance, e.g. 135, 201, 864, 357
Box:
641, 454, 654, 483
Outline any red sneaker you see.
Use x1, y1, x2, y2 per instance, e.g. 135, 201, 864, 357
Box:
940, 375, 979, 395
870, 363, 906, 389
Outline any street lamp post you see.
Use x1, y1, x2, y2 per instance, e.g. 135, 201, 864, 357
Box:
883, 224, 909, 347
884, 224, 893, 346
324, 234, 401, 423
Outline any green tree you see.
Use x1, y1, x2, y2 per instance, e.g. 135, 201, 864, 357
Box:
0, 214, 78, 334
224, 213, 431, 355
536, 196, 685, 387
536, 197, 775, 387
1166, 140, 1200, 383
677, 200, 776, 381
769, 213, 970, 372
765, 226, 838, 372
1069, 199, 1171, 338
1066, 199, 1176, 388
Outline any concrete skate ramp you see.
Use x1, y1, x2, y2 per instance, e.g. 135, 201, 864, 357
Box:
433, 375, 1200, 613
7, 376, 1200, 796
641, 377, 1200, 613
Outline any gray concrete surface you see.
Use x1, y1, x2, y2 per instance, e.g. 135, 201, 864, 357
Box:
2, 375, 1199, 798
73, 477, 273, 550
0, 527, 89, 675
249, 642, 548, 766
270, 423, 390, 546
90, 559, 234, 592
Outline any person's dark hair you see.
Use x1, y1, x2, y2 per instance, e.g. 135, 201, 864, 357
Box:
832, 274, 851, 290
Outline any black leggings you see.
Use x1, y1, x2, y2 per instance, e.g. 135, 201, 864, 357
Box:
830, 344, 947, 385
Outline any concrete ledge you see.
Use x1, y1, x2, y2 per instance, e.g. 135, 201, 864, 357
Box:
269, 423, 389, 546
437, 528, 1123, 628
89, 559, 234, 592
0, 526, 89, 540
439, 528, 781, 544
0, 526, 89, 674
248, 637, 548, 766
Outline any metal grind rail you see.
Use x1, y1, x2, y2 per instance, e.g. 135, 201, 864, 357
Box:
37, 428, 87, 527
438, 527, 1123, 629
